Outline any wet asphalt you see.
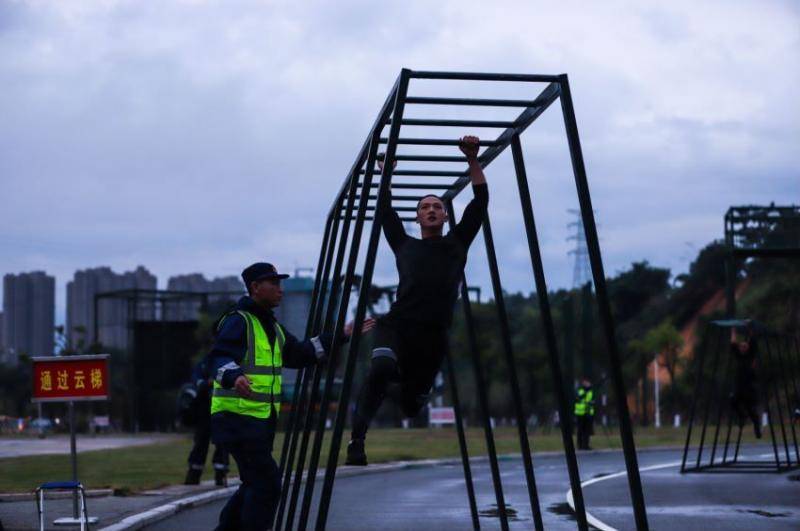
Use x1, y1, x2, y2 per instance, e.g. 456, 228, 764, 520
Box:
144, 445, 800, 530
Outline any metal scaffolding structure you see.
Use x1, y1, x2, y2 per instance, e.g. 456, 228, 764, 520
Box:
681, 320, 800, 473
274, 69, 648, 530
724, 204, 800, 317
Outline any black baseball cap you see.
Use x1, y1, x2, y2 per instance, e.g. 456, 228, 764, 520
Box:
241, 263, 289, 286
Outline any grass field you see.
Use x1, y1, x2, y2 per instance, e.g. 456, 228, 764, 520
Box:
0, 425, 765, 493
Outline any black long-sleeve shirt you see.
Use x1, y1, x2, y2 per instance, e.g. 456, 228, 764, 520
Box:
378, 183, 488, 327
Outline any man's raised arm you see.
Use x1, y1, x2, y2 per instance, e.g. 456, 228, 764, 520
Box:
453, 136, 489, 246
376, 154, 407, 251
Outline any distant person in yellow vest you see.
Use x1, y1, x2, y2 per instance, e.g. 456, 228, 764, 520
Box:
574, 376, 595, 450
207, 262, 374, 531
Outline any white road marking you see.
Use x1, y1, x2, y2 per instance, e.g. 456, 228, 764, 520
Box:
564, 453, 774, 531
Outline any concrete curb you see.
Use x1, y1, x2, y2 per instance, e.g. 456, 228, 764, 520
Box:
99, 445, 688, 530
98, 487, 239, 531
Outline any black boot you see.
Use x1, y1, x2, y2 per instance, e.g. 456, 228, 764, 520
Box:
345, 439, 368, 466
184, 468, 202, 485
214, 469, 228, 487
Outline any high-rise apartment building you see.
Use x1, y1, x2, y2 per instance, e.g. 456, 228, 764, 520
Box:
2, 271, 55, 365
164, 274, 244, 321
66, 266, 157, 350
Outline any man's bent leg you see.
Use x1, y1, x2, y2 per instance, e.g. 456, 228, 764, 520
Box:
351, 351, 399, 440
397, 325, 447, 419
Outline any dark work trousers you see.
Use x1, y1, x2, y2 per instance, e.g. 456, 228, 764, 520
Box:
215, 416, 280, 531
351, 318, 448, 440
576, 415, 593, 450
188, 410, 230, 473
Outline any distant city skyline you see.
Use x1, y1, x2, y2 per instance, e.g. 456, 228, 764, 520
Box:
0, 266, 255, 359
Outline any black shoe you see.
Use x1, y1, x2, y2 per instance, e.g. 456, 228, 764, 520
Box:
214, 470, 228, 487
345, 439, 367, 466
184, 468, 202, 485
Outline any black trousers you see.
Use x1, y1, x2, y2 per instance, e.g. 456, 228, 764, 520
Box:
351, 318, 448, 440
576, 415, 593, 450
188, 412, 230, 472
215, 418, 280, 531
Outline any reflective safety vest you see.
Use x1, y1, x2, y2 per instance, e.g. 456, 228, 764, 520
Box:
210, 311, 285, 419
574, 387, 595, 416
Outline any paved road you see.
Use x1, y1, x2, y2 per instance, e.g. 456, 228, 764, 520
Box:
0, 434, 178, 458
145, 445, 800, 530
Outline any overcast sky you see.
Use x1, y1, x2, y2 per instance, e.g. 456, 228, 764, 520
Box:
1, 0, 798, 325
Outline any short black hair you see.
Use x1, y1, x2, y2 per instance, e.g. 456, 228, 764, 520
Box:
416, 194, 444, 211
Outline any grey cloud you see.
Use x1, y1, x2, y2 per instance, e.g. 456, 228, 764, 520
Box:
1, 0, 798, 325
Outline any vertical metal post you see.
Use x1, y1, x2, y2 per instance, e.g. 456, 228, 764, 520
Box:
775, 337, 800, 463
69, 401, 79, 519
708, 330, 736, 466
681, 328, 713, 472
721, 413, 734, 465
308, 72, 410, 530
759, 340, 782, 471
444, 350, 480, 530
279, 212, 335, 474
446, 201, 510, 531
283, 168, 363, 531
511, 135, 586, 530
558, 75, 648, 530
763, 338, 791, 465
732, 423, 744, 463
695, 329, 724, 469
479, 213, 545, 531
276, 208, 341, 530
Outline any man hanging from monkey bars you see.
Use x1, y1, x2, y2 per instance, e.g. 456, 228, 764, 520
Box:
346, 135, 488, 466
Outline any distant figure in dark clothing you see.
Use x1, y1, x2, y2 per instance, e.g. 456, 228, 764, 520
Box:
346, 136, 489, 466
574, 377, 595, 450
729, 325, 762, 439
184, 360, 230, 486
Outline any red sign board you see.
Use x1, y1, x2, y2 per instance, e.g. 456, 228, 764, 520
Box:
429, 406, 456, 425
32, 355, 110, 402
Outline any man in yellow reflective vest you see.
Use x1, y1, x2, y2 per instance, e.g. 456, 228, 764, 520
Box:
207, 262, 373, 531
574, 376, 595, 450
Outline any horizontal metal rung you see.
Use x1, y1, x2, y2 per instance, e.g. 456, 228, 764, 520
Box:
346, 195, 424, 202
341, 206, 417, 212
356, 183, 454, 190
394, 155, 470, 162
379, 137, 498, 146
405, 96, 540, 107
338, 216, 417, 222
359, 170, 464, 177
409, 71, 560, 82
391, 118, 516, 128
